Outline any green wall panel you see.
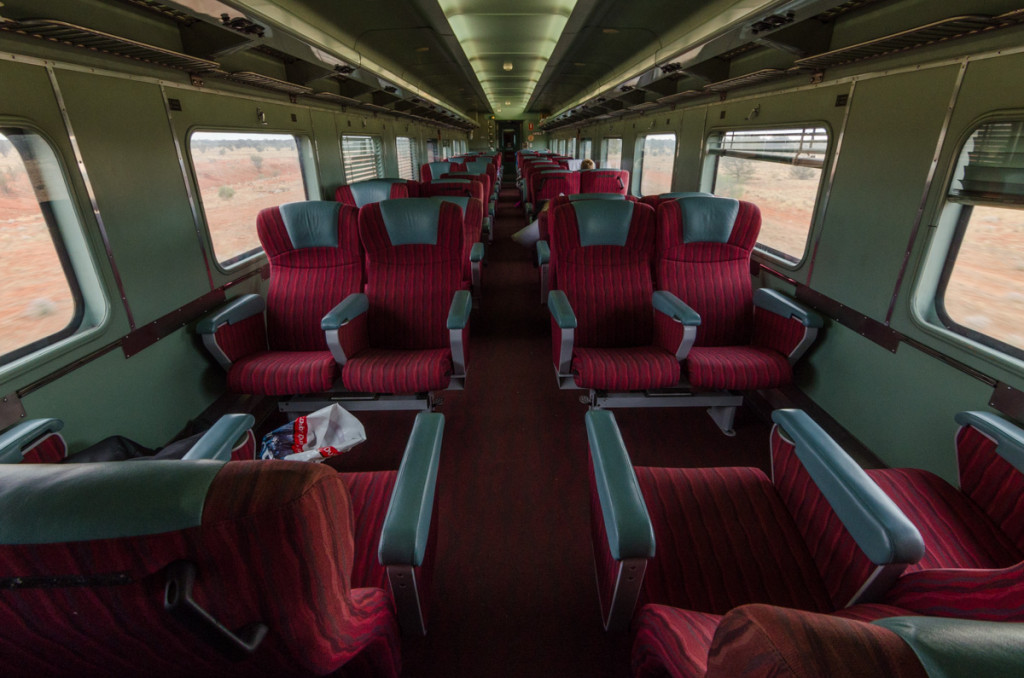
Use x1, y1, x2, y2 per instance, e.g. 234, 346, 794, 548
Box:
54, 70, 209, 325
809, 66, 958, 317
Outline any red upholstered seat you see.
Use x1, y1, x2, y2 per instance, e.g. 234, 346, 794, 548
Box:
341, 199, 469, 395
342, 470, 399, 591
579, 168, 629, 195
199, 202, 363, 397
656, 196, 819, 391
548, 200, 680, 391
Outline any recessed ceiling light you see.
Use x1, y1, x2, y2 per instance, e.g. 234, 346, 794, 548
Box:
505, 100, 511, 106
503, 62, 513, 71
601, 28, 619, 34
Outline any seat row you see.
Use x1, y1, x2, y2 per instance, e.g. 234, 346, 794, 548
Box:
1, 402, 1022, 676
543, 192, 822, 434
198, 198, 474, 412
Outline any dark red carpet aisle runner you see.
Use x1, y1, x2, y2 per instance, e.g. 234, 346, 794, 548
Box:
331, 180, 772, 678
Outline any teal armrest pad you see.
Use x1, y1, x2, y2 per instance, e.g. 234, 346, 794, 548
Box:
447, 290, 472, 330
548, 290, 577, 328
470, 242, 485, 263
181, 413, 255, 462
0, 461, 225, 544
537, 240, 551, 266
652, 290, 700, 325
754, 288, 824, 328
874, 616, 1024, 678
196, 294, 265, 334
771, 409, 924, 565
378, 412, 445, 566
586, 410, 656, 560
954, 411, 1024, 475
322, 293, 369, 330
483, 216, 492, 232
0, 419, 64, 463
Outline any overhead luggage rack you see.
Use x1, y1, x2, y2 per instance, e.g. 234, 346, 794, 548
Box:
0, 19, 219, 72
207, 69, 314, 96
793, 15, 1007, 70
703, 68, 788, 93
657, 90, 704, 105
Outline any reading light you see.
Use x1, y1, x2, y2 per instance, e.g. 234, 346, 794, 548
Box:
503, 61, 513, 71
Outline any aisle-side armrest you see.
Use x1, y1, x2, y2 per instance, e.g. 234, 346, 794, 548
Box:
181, 414, 256, 462
0, 419, 64, 464
321, 293, 369, 365
196, 294, 267, 371
653, 290, 700, 361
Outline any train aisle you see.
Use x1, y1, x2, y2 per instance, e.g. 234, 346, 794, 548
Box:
331, 179, 772, 677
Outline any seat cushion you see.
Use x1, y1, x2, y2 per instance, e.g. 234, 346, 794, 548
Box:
572, 346, 680, 390
342, 348, 452, 393
227, 350, 338, 396
632, 605, 722, 678
341, 471, 399, 591
867, 468, 1023, 570
685, 345, 791, 390
635, 465, 833, 614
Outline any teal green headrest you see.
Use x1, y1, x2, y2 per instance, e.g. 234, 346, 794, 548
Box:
379, 198, 443, 245
280, 201, 341, 248
429, 161, 454, 177
677, 196, 739, 244
433, 178, 470, 185
574, 200, 635, 246
349, 179, 401, 208
0, 461, 225, 544
569, 193, 626, 202
464, 160, 491, 174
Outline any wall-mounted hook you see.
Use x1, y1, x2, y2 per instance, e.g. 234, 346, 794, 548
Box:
256, 107, 267, 126
746, 104, 761, 121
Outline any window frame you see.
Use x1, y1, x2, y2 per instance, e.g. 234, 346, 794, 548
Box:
395, 135, 419, 181
0, 124, 97, 367
601, 137, 623, 169
633, 131, 678, 197
929, 116, 1024, 362
189, 128, 315, 272
341, 133, 385, 184
702, 124, 831, 268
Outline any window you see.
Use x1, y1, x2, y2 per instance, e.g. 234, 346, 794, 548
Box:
580, 138, 593, 162
396, 136, 418, 181
191, 131, 309, 267
342, 134, 384, 183
637, 133, 677, 196
426, 139, 439, 163
567, 137, 577, 158
601, 138, 623, 169
442, 142, 452, 160
0, 128, 89, 363
706, 127, 828, 264
935, 120, 1024, 358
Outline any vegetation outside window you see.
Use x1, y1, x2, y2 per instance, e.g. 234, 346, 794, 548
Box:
191, 131, 308, 267
936, 119, 1024, 358
706, 127, 828, 264
638, 133, 677, 196
601, 138, 622, 169
342, 134, 384, 183
396, 136, 418, 181
0, 128, 86, 363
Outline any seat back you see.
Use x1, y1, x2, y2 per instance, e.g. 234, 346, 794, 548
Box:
418, 178, 485, 203
359, 198, 465, 349
419, 160, 467, 183
257, 202, 363, 352
550, 200, 657, 348
0, 460, 399, 677
579, 168, 629, 195
443, 171, 492, 202
639, 191, 712, 210
335, 178, 416, 207
431, 195, 483, 282
542, 193, 630, 240
656, 196, 760, 347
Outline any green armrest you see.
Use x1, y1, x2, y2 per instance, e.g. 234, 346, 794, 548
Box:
548, 290, 577, 329
652, 290, 700, 325
771, 409, 924, 565
321, 293, 369, 331
0, 418, 64, 464
483, 216, 492, 233
196, 294, 265, 334
954, 411, 1024, 475
447, 290, 472, 330
874, 616, 1024, 678
378, 412, 445, 566
586, 410, 656, 560
181, 413, 255, 462
470, 242, 485, 263
754, 288, 824, 328
537, 240, 551, 266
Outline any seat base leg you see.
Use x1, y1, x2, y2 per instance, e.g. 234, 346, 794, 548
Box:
707, 405, 737, 437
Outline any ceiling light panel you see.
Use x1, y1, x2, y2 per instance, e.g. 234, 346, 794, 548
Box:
439, 0, 577, 117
